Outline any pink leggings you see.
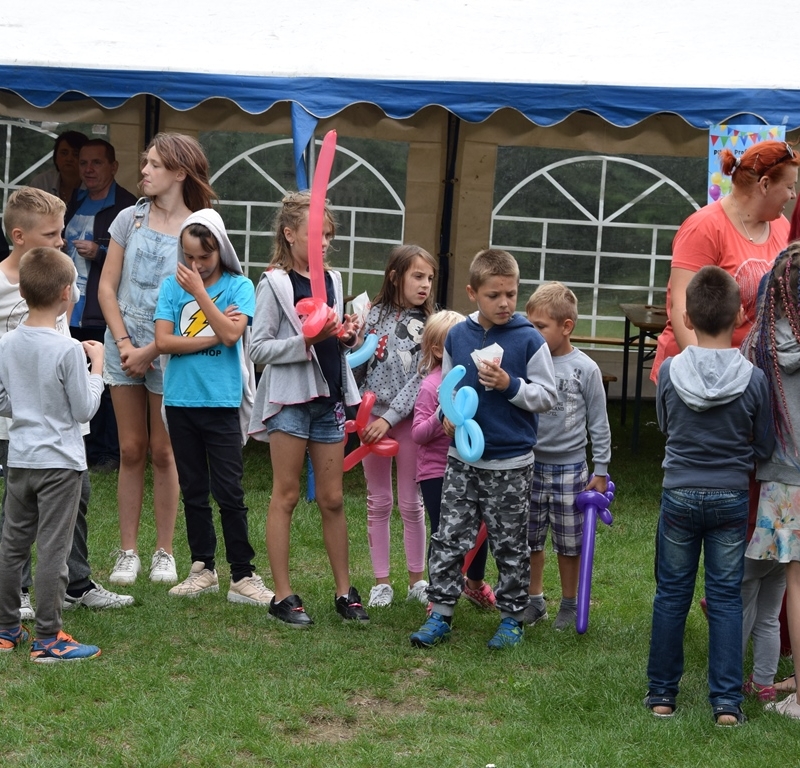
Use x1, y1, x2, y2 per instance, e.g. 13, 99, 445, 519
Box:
362, 417, 426, 579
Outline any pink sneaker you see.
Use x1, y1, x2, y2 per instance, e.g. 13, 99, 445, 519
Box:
462, 581, 497, 610
743, 674, 777, 702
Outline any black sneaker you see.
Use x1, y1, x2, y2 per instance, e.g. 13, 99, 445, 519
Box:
268, 594, 314, 628
335, 587, 370, 623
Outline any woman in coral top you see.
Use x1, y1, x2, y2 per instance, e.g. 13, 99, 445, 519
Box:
652, 140, 799, 382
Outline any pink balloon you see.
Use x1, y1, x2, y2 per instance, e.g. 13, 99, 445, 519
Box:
300, 130, 338, 340
342, 444, 372, 472
462, 522, 487, 575
342, 391, 399, 471
295, 297, 331, 339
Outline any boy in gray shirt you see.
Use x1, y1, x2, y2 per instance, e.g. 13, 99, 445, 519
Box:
0, 247, 105, 662
525, 282, 611, 631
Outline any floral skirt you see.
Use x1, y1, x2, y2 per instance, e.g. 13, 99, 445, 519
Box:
746, 481, 800, 562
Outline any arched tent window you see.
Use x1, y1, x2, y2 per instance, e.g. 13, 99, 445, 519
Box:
206, 134, 407, 296
0, 120, 63, 207
491, 151, 703, 338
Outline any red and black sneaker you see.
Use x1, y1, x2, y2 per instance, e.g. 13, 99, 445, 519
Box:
268, 594, 314, 628
335, 587, 369, 623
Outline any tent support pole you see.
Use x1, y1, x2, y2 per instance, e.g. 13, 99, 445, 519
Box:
144, 96, 161, 148
437, 112, 460, 309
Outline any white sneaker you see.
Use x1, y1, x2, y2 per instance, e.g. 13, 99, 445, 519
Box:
168, 561, 219, 597
109, 549, 141, 585
150, 549, 178, 583
20, 591, 35, 621
407, 579, 429, 604
64, 582, 135, 611
368, 583, 394, 607
766, 692, 800, 720
227, 574, 275, 606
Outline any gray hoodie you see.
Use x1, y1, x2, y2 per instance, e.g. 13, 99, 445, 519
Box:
657, 347, 773, 490
756, 319, 800, 485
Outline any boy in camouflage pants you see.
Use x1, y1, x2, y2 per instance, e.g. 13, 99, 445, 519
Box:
410, 249, 557, 650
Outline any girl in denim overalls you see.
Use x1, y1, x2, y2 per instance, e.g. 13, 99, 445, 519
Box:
98, 133, 215, 587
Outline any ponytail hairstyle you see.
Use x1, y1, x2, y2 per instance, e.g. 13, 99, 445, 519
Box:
743, 242, 800, 451
268, 191, 336, 273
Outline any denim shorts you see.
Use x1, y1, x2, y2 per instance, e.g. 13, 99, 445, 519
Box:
266, 399, 345, 444
102, 327, 164, 394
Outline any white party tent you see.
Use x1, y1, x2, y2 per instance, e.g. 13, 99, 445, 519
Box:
1, 0, 798, 364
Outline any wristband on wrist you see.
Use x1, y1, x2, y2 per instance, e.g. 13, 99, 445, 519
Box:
115, 335, 131, 345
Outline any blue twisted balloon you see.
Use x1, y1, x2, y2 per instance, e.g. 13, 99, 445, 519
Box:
346, 331, 379, 368
439, 365, 484, 462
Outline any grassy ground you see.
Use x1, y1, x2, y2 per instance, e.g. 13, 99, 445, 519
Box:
1, 402, 797, 767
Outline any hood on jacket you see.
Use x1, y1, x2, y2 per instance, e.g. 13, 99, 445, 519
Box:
465, 311, 532, 332
669, 346, 754, 412
178, 209, 242, 276
774, 318, 800, 375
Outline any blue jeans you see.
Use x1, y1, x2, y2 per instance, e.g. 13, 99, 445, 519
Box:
647, 487, 748, 709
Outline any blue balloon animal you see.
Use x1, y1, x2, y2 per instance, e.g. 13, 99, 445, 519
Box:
346, 331, 379, 368
439, 365, 484, 463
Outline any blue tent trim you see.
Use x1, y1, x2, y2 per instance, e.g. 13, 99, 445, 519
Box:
2, 64, 799, 129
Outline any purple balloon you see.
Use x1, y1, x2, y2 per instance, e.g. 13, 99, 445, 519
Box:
709, 183, 721, 201
575, 477, 615, 634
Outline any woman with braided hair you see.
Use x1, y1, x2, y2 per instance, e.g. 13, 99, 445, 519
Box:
742, 243, 800, 718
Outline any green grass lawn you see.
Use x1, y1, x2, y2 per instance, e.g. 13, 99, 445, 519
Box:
1, 402, 797, 767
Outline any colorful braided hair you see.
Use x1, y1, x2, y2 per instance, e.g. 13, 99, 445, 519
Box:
743, 242, 800, 453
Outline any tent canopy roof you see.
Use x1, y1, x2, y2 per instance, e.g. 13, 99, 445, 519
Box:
3, 0, 800, 128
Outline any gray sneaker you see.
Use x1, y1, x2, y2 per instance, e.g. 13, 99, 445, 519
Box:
522, 600, 548, 626
554, 604, 577, 631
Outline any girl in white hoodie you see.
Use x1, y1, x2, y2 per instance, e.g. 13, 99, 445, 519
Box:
154, 209, 273, 606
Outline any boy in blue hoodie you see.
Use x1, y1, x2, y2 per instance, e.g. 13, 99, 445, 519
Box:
410, 249, 557, 650
645, 265, 773, 726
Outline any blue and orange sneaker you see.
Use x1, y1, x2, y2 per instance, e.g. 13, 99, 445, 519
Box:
0, 624, 30, 652
410, 612, 451, 648
29, 631, 101, 663
487, 617, 524, 650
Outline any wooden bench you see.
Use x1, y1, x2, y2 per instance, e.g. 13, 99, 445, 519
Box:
601, 373, 617, 400
572, 335, 657, 349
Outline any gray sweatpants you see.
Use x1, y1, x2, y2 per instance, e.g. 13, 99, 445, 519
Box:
742, 556, 787, 686
0, 467, 82, 637
0, 440, 91, 593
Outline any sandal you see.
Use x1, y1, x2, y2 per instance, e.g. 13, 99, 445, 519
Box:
644, 694, 675, 718
775, 674, 797, 693
712, 704, 747, 727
